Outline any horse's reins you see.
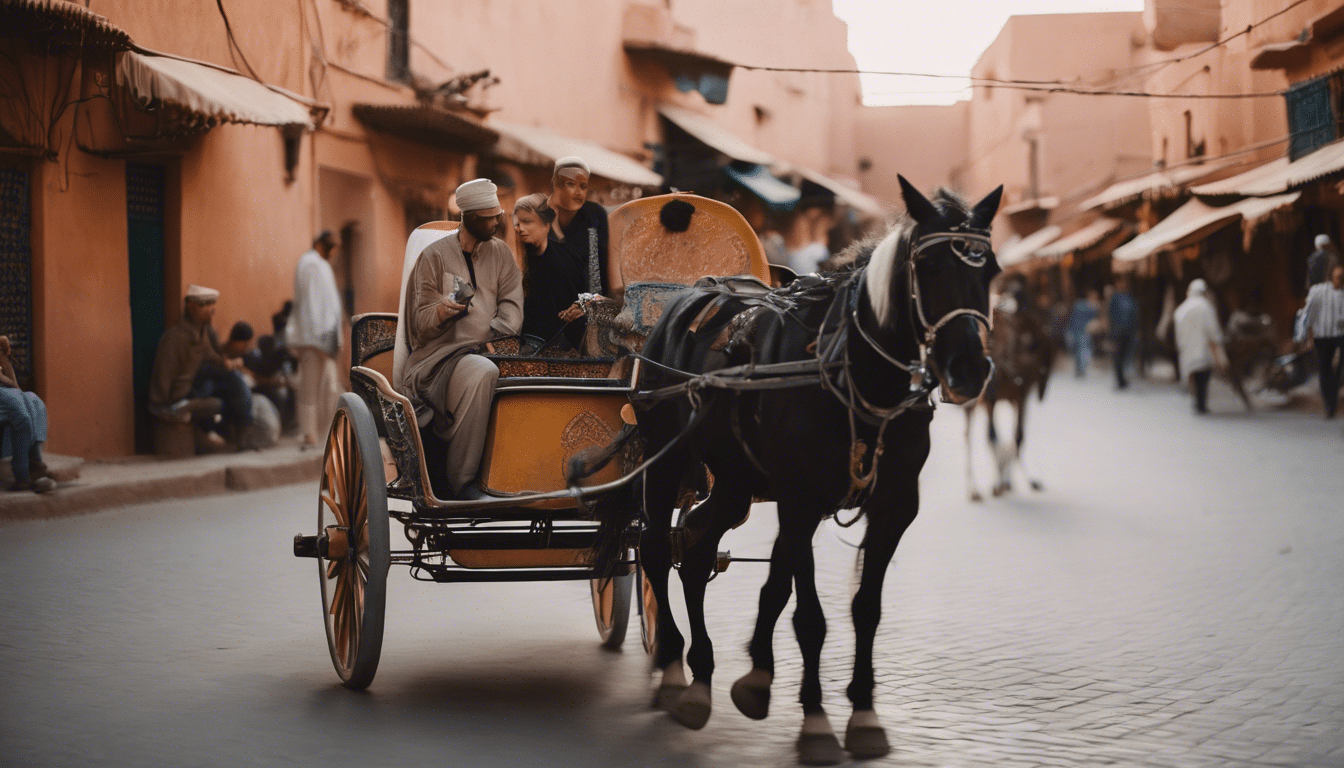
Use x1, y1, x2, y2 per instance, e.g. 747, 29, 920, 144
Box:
583, 225, 997, 518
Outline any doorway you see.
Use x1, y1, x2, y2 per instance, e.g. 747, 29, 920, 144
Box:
126, 162, 167, 454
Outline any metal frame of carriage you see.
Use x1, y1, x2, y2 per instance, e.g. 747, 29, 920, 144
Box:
292, 193, 773, 690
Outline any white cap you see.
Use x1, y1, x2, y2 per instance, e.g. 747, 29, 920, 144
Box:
554, 156, 591, 180
1315, 234, 1331, 249
1187, 278, 1208, 297
185, 284, 220, 303
455, 178, 502, 216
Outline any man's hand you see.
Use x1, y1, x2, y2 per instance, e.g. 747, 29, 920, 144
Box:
436, 298, 468, 324
558, 302, 585, 323
227, 356, 245, 372
484, 342, 496, 354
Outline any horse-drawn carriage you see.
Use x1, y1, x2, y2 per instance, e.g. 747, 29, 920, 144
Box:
291, 193, 772, 690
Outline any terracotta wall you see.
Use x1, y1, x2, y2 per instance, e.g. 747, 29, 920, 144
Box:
962, 13, 1151, 235
854, 104, 968, 202
31, 144, 136, 457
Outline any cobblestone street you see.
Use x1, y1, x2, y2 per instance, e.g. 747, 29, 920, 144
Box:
2, 371, 1341, 767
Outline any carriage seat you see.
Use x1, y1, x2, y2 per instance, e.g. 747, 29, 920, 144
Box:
581, 194, 774, 357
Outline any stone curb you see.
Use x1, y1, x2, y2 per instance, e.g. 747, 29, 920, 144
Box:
0, 454, 321, 522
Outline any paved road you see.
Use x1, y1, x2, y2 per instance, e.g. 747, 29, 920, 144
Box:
2, 372, 1342, 767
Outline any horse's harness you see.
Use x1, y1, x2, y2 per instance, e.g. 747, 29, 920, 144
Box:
628, 225, 995, 514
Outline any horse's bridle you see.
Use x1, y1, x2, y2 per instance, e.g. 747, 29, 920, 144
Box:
849, 226, 995, 396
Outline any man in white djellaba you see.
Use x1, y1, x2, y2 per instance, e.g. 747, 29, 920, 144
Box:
287, 231, 344, 446
1173, 278, 1226, 415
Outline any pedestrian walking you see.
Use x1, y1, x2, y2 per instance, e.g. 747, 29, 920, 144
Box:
1108, 276, 1139, 389
1066, 289, 1101, 378
1173, 279, 1226, 415
287, 231, 344, 447
1306, 234, 1340, 292
1303, 264, 1344, 419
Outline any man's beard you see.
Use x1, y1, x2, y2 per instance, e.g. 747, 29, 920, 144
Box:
465, 218, 497, 241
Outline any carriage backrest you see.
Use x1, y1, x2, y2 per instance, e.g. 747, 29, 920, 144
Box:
606, 193, 771, 294
392, 221, 460, 388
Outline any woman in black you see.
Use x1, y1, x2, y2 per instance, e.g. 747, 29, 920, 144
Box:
514, 193, 586, 352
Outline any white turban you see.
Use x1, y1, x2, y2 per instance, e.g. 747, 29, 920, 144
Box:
1315, 234, 1331, 249
185, 284, 220, 303
554, 156, 591, 180
1187, 278, 1208, 298
455, 178, 502, 216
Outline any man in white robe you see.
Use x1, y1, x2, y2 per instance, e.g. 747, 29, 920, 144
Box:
400, 179, 523, 497
287, 231, 344, 446
1173, 278, 1225, 414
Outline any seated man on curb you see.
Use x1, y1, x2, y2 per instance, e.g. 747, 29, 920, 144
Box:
399, 179, 523, 500
148, 284, 252, 450
0, 335, 55, 493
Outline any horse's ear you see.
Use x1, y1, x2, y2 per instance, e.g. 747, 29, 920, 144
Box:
969, 185, 1004, 229
898, 175, 939, 225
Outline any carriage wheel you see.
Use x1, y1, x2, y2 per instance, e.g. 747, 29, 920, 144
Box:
591, 567, 633, 649
318, 393, 390, 690
636, 557, 658, 656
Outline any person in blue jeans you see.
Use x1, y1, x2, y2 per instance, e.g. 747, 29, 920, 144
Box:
0, 335, 55, 493
1067, 290, 1101, 378
1108, 276, 1140, 389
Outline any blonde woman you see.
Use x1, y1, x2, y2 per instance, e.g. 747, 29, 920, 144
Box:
514, 193, 585, 351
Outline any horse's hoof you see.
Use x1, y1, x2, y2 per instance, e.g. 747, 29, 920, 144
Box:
670, 681, 711, 730
1030, 480, 1044, 491
969, 491, 983, 503
796, 733, 844, 765
653, 684, 686, 712
730, 670, 772, 720
844, 726, 890, 759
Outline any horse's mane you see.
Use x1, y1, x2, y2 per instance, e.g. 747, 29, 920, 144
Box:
828, 187, 973, 326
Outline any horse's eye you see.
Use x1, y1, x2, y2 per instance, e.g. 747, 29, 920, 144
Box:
952, 238, 989, 266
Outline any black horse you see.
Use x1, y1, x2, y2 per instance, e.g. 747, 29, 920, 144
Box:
591, 177, 1003, 764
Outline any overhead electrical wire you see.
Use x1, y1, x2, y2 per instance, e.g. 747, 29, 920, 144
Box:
736, 0, 1317, 101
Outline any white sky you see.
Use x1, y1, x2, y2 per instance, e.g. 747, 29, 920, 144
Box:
831, 0, 1145, 106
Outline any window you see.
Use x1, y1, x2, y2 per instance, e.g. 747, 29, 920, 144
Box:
1285, 72, 1344, 160
386, 0, 409, 83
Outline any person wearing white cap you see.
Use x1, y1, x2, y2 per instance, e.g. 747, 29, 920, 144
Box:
546, 157, 610, 328
148, 283, 252, 447
287, 231, 345, 447
1173, 278, 1226, 415
1306, 234, 1340, 292
401, 178, 523, 498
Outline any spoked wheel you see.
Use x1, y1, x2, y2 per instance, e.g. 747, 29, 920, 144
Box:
318, 393, 390, 690
591, 566, 633, 649
636, 555, 658, 656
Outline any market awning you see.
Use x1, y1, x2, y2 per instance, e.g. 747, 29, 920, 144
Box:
1191, 140, 1344, 198
1080, 160, 1235, 212
658, 104, 774, 165
1112, 193, 1300, 263
0, 0, 133, 50
490, 121, 661, 187
997, 225, 1062, 267
1035, 218, 1127, 260
724, 164, 800, 212
118, 52, 315, 129
794, 167, 890, 218
353, 103, 498, 151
